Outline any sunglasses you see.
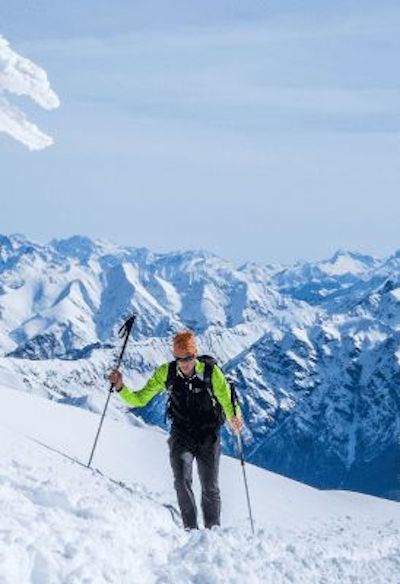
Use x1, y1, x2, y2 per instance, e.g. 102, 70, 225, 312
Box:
175, 354, 196, 363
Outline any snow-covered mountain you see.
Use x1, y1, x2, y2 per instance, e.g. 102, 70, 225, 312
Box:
1, 233, 399, 500
1, 383, 399, 583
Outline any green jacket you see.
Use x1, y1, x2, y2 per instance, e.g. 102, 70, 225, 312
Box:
118, 360, 238, 421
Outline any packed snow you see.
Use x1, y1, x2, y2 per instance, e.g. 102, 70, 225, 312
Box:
0, 36, 59, 150
0, 382, 399, 583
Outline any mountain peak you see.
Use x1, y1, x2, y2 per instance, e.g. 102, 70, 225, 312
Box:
321, 249, 376, 276
51, 235, 105, 263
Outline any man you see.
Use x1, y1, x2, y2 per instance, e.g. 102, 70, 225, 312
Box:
109, 330, 243, 530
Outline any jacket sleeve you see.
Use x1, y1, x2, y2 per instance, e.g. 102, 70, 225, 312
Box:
211, 366, 241, 422
117, 363, 169, 408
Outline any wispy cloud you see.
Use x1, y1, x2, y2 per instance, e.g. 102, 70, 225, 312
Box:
0, 35, 60, 150
19, 7, 400, 138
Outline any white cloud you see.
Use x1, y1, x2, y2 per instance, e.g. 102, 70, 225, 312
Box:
0, 35, 60, 150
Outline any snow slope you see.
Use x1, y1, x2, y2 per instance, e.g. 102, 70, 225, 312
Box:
0, 383, 399, 583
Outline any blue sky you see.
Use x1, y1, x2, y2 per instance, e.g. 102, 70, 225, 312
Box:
1, 1, 400, 264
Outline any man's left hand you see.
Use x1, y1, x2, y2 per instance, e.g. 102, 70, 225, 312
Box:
229, 415, 244, 433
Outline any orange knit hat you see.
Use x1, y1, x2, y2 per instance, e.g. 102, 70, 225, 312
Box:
173, 330, 197, 354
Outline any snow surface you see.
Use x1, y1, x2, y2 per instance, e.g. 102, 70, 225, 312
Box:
0, 383, 399, 583
0, 36, 59, 150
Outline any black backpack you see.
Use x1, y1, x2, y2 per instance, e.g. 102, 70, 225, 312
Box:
165, 354, 226, 432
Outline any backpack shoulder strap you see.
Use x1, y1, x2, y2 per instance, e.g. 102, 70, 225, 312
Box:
203, 361, 214, 395
166, 360, 177, 391
164, 360, 177, 424
197, 354, 220, 399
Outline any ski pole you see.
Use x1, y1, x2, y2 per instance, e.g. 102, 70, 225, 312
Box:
235, 432, 255, 535
229, 378, 255, 535
87, 315, 136, 468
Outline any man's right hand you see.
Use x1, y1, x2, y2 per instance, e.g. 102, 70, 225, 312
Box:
109, 370, 124, 392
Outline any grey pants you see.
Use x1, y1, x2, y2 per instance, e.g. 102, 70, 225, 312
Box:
168, 431, 221, 529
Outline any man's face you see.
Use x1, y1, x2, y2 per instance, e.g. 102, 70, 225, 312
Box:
173, 348, 197, 375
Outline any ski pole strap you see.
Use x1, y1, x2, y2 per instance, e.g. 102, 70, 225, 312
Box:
118, 315, 136, 340
115, 315, 136, 369
228, 378, 239, 417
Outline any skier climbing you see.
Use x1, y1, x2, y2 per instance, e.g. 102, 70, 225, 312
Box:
109, 330, 243, 530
